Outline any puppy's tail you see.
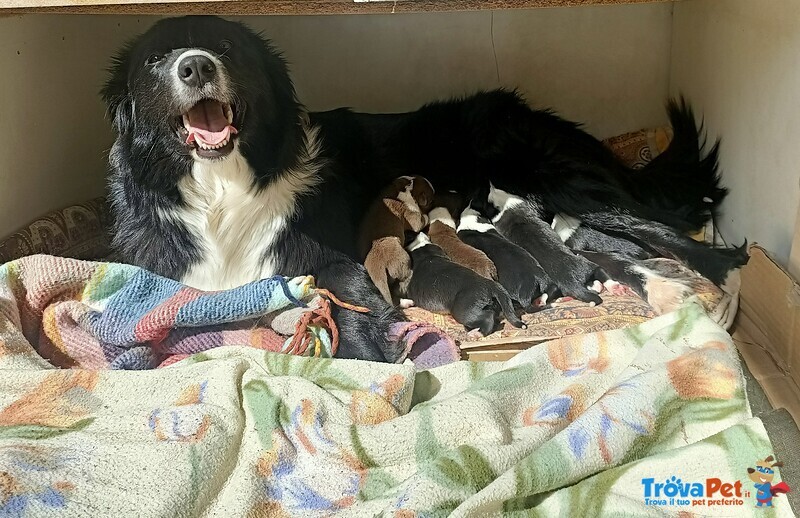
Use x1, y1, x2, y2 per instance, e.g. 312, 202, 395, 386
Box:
492, 285, 527, 329
624, 97, 727, 232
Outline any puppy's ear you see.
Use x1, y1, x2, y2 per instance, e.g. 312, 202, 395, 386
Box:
101, 44, 134, 134
773, 461, 784, 468
413, 177, 435, 211
747, 468, 755, 473
765, 455, 775, 463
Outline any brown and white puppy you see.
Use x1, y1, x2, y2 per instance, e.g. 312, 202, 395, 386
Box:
427, 207, 497, 280
362, 236, 412, 305
359, 175, 435, 304
405, 233, 525, 336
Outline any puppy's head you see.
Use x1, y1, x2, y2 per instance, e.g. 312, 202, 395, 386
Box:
387, 176, 435, 211
410, 176, 435, 212
103, 16, 302, 186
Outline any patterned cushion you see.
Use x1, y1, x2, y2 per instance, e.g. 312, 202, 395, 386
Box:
0, 197, 113, 264
603, 127, 673, 170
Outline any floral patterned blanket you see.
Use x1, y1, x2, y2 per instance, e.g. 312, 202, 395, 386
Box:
0, 268, 792, 516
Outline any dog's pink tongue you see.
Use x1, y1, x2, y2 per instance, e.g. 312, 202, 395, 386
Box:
184, 100, 237, 145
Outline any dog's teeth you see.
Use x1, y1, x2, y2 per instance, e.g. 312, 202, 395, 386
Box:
182, 114, 190, 130
225, 105, 233, 124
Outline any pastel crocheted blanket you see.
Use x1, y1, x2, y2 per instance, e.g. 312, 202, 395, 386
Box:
0, 255, 459, 370
0, 255, 792, 516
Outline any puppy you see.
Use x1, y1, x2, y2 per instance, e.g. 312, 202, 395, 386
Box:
404, 233, 525, 336
431, 190, 468, 218
565, 224, 651, 259
481, 184, 608, 305
427, 207, 497, 280
362, 237, 412, 305
457, 206, 551, 308
358, 175, 435, 259
359, 176, 435, 304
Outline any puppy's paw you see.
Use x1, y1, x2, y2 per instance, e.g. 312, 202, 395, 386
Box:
603, 279, 638, 297
399, 298, 415, 309
548, 254, 606, 305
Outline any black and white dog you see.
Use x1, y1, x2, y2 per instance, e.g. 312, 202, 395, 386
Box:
404, 233, 525, 335
102, 16, 745, 362
457, 206, 552, 308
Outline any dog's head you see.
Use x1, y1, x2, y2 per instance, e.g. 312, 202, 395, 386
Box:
103, 16, 303, 188
748, 456, 783, 484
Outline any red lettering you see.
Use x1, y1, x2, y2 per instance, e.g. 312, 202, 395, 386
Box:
706, 478, 722, 497
734, 480, 742, 497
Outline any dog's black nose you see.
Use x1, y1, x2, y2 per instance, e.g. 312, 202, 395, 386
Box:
178, 55, 216, 88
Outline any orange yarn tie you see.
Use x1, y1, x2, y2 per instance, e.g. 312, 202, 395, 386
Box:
315, 289, 370, 313
286, 289, 371, 357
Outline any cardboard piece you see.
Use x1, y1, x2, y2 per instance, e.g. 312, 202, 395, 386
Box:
464, 341, 540, 362
732, 245, 800, 426
790, 202, 800, 280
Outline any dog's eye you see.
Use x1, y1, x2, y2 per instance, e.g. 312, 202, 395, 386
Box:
219, 40, 233, 51
145, 53, 164, 66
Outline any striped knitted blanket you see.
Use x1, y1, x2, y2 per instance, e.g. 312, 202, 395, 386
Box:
0, 255, 459, 370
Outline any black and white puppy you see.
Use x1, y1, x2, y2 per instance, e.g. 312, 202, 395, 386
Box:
565, 223, 651, 259
457, 206, 553, 308
405, 233, 526, 336
480, 185, 608, 305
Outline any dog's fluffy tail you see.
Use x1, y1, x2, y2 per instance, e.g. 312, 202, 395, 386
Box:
624, 97, 727, 232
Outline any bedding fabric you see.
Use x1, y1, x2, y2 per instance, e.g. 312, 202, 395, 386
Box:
0, 255, 459, 371
0, 255, 793, 516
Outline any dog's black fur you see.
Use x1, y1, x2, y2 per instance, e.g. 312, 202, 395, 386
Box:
476, 192, 609, 305
566, 225, 651, 259
405, 235, 525, 335
103, 16, 745, 362
456, 208, 551, 308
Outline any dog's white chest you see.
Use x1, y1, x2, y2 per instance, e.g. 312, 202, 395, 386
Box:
176, 149, 295, 291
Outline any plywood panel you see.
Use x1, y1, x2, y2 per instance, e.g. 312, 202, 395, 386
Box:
2, 0, 669, 16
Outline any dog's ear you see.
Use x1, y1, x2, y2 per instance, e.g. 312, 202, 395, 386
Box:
773, 461, 784, 468
747, 468, 755, 473
412, 177, 435, 211
101, 43, 134, 133
765, 455, 775, 463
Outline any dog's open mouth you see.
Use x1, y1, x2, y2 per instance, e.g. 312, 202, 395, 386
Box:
180, 99, 238, 158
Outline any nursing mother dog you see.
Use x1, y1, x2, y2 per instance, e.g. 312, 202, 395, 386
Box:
102, 16, 745, 362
